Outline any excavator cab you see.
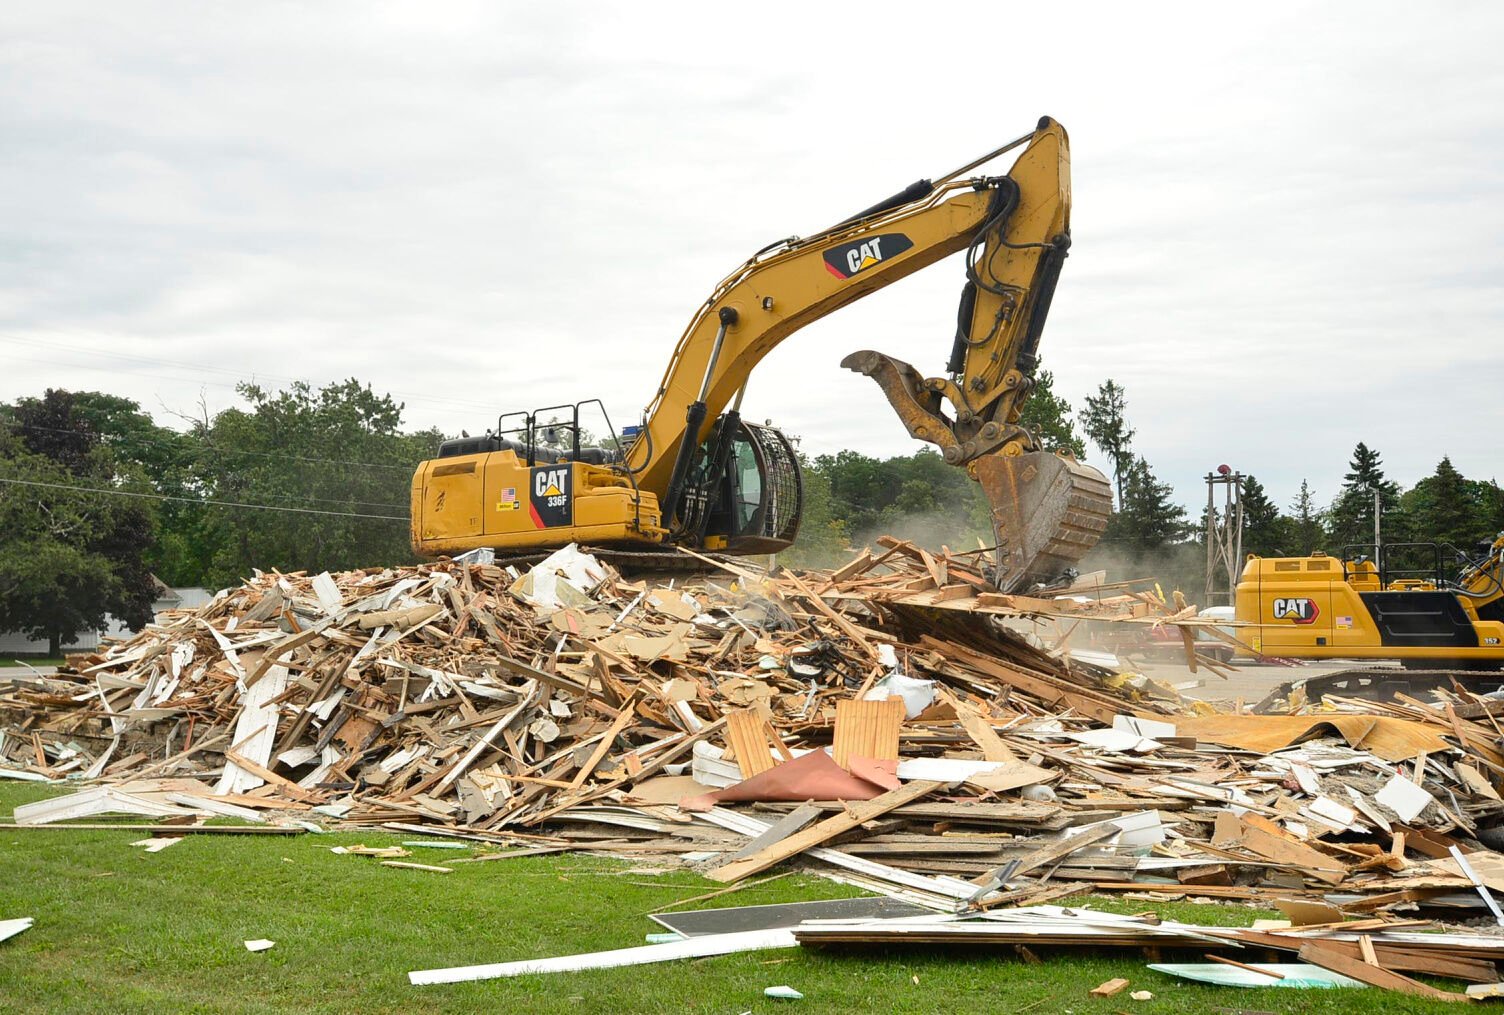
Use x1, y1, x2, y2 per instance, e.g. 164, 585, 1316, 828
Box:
670, 417, 802, 554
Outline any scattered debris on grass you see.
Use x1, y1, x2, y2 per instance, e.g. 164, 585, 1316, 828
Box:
9, 538, 1504, 1001
129, 835, 182, 852
380, 860, 452, 873
0, 918, 32, 945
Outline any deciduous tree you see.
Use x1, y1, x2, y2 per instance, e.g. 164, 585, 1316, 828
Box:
0, 391, 160, 653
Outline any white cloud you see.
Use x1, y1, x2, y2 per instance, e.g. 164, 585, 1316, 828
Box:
1, 1, 1501, 512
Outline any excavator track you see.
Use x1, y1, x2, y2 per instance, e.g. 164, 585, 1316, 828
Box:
1252, 667, 1504, 712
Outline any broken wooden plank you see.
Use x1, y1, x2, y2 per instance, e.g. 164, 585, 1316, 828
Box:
707, 780, 943, 884
1298, 941, 1470, 1002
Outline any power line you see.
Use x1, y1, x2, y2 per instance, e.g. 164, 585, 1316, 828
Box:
7, 420, 421, 472
0, 476, 409, 522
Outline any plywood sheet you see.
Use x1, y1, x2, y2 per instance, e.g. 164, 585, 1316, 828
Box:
833, 698, 903, 768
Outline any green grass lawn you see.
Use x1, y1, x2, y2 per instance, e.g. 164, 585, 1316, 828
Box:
0, 783, 1476, 1013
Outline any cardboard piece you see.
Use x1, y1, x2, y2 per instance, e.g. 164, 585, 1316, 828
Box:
1273, 897, 1344, 926
1177, 714, 1452, 764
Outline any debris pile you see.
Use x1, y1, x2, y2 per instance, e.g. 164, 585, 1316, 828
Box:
0, 539, 1183, 834
11, 537, 1504, 1000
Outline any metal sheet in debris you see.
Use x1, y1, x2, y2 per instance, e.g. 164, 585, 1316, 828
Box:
651, 896, 929, 937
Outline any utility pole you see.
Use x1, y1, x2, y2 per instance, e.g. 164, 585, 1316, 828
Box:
1369, 484, 1383, 575
1204, 465, 1243, 607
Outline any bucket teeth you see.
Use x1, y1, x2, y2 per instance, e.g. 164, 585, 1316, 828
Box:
974, 452, 1113, 591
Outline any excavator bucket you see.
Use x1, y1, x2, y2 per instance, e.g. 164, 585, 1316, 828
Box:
974, 451, 1113, 592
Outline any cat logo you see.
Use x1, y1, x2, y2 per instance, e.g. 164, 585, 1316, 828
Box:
535, 469, 566, 498
822, 233, 914, 280
529, 465, 573, 528
1272, 597, 1320, 624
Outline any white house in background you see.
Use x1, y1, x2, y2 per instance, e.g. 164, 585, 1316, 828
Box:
0, 578, 213, 656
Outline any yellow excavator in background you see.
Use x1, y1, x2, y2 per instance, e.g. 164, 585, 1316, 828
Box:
410, 117, 1112, 590
1232, 534, 1504, 699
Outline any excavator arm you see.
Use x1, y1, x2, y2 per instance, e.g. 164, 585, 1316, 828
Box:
410, 117, 1109, 589
626, 116, 1110, 588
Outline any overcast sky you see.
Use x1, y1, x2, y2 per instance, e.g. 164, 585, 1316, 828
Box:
2, 2, 1501, 514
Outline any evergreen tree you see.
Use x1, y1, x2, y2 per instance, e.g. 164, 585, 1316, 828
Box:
1079, 379, 1135, 508
1239, 474, 1284, 558
1285, 479, 1326, 555
1115, 456, 1192, 552
1326, 442, 1400, 551
1404, 456, 1477, 550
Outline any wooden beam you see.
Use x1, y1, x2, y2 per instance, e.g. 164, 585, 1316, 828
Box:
1297, 942, 1470, 1002
707, 780, 943, 883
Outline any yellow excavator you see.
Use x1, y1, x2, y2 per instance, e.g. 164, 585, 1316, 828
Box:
410, 117, 1112, 590
1233, 534, 1504, 700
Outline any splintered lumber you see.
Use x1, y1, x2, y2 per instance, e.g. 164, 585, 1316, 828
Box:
224, 751, 322, 804
719, 803, 824, 865
1204, 954, 1287, 981
1297, 942, 1471, 1002
1213, 812, 1347, 885
707, 781, 944, 883
779, 568, 883, 662
1009, 823, 1120, 878
917, 636, 1124, 724
215, 666, 287, 795
568, 696, 640, 789
433, 682, 538, 794
34, 535, 1504, 933
941, 690, 1016, 763
1232, 932, 1501, 983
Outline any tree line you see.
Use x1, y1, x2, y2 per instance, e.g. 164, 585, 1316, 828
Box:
4, 372, 1502, 651
0, 383, 440, 653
